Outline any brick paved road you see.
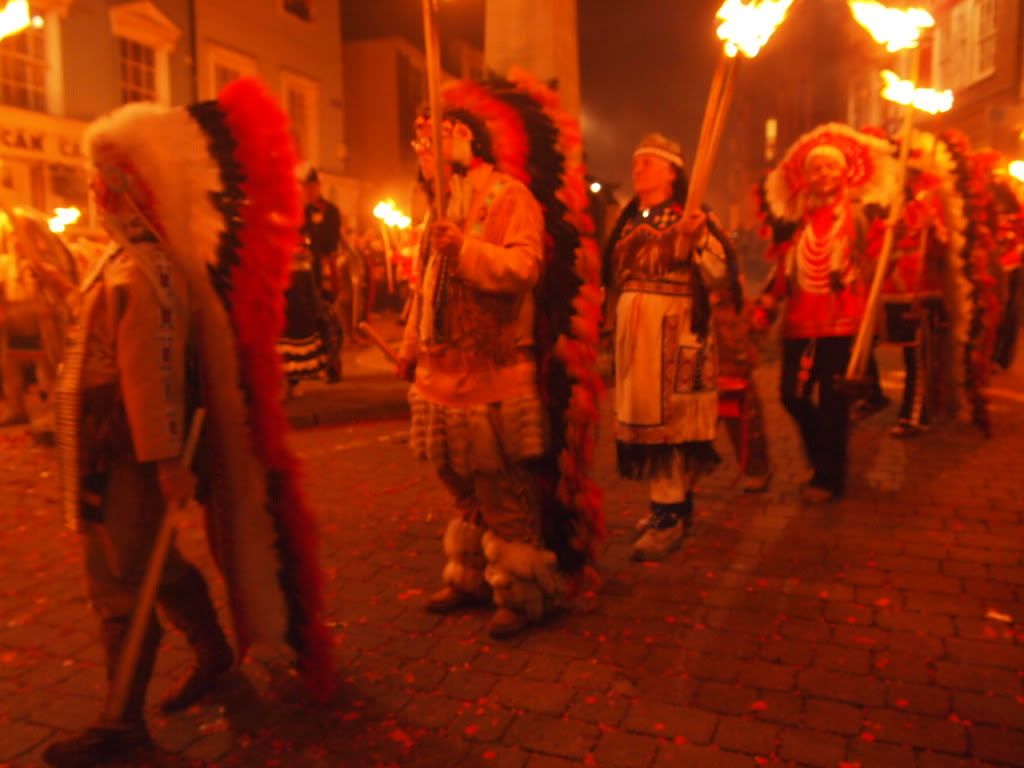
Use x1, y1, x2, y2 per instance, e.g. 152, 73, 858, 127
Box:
2, 349, 1023, 767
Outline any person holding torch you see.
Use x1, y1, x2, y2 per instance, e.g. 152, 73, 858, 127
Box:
394, 68, 604, 640
604, 134, 729, 561
752, 125, 895, 502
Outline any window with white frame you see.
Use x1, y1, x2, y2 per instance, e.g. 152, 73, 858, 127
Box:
207, 44, 258, 97
975, 0, 997, 81
0, 25, 47, 112
282, 0, 313, 22
109, 2, 179, 106
281, 72, 319, 162
933, 0, 997, 90
119, 37, 157, 103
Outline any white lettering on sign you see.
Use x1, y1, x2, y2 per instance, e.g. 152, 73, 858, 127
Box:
0, 126, 82, 159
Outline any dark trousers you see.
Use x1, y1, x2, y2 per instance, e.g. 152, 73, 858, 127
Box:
994, 268, 1021, 370
780, 336, 852, 494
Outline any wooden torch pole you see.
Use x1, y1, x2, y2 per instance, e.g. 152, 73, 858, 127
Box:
103, 408, 206, 723
379, 220, 396, 294
685, 55, 740, 215
421, 0, 446, 220
845, 47, 920, 380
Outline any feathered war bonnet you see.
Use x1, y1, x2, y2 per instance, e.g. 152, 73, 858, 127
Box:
760, 122, 899, 224
440, 70, 606, 578
83, 78, 334, 701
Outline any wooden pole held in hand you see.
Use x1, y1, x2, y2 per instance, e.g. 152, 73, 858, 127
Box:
421, 0, 446, 221
358, 321, 401, 365
685, 55, 740, 215
846, 48, 920, 380
103, 408, 206, 724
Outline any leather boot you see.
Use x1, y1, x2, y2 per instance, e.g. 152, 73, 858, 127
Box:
157, 567, 234, 713
43, 617, 161, 767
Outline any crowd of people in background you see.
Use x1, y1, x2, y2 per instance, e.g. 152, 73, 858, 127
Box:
278, 165, 422, 396
0, 68, 1022, 768
0, 165, 430, 428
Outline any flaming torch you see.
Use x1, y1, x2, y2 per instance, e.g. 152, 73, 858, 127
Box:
47, 206, 81, 234
0, 0, 43, 42
1008, 161, 1024, 184
685, 0, 794, 214
844, 1, 948, 381
373, 199, 412, 294
879, 70, 953, 115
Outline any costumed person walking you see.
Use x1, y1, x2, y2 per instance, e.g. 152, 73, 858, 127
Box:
604, 133, 727, 561
45, 79, 332, 767
300, 166, 343, 381
396, 74, 603, 639
0, 210, 77, 426
278, 239, 328, 393
880, 168, 949, 438
753, 124, 895, 502
992, 174, 1023, 371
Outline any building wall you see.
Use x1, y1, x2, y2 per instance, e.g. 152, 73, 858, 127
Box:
927, 0, 1023, 154
0, 0, 192, 220
484, 0, 579, 116
343, 36, 458, 228
61, 0, 192, 120
855, 0, 1024, 155
194, 0, 353, 210
344, 39, 401, 185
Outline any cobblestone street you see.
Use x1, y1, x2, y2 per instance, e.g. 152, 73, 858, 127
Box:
2, 351, 1023, 767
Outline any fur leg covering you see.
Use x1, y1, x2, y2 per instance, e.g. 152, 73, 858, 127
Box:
441, 518, 488, 596
482, 531, 564, 622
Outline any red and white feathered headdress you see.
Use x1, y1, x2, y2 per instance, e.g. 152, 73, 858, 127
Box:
84, 78, 333, 700
761, 122, 899, 222
440, 71, 605, 577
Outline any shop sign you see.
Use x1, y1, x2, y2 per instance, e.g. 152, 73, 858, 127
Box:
0, 125, 82, 160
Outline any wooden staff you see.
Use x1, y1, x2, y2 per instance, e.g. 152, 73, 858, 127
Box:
421, 0, 446, 220
379, 221, 396, 294
358, 320, 400, 365
846, 47, 920, 380
685, 55, 740, 214
104, 408, 205, 723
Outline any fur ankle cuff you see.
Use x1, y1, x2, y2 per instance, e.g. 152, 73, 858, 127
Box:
442, 519, 487, 594
481, 532, 564, 620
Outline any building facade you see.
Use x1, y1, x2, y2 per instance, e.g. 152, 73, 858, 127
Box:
193, 0, 354, 211
0, 0, 192, 220
343, 34, 482, 225
0, 0, 351, 227
846, 0, 1023, 157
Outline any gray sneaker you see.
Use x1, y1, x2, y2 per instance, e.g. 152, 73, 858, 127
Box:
632, 521, 684, 561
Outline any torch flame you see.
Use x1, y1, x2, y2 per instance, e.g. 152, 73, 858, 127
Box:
1009, 161, 1024, 184
48, 206, 81, 233
372, 199, 411, 230
0, 0, 38, 42
880, 70, 954, 115
715, 0, 795, 59
849, 1, 934, 52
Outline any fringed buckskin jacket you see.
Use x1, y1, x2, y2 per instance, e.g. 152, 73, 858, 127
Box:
401, 163, 545, 407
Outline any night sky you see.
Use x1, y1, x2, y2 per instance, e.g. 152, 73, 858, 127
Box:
577, 0, 727, 190
343, 0, 858, 191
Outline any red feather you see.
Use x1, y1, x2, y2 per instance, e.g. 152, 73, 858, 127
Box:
218, 78, 335, 700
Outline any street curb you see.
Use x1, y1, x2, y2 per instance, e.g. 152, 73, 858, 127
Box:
284, 375, 409, 428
